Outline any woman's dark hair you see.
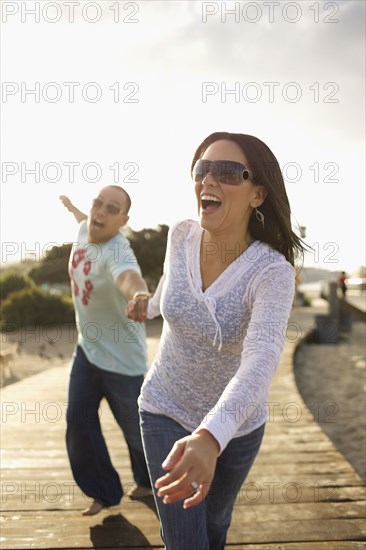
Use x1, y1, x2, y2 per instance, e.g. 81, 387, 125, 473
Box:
191, 131, 307, 266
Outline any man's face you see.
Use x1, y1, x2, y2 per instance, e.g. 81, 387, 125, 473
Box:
87, 186, 129, 243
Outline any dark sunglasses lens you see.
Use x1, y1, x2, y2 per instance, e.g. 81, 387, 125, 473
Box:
193, 160, 208, 182
220, 169, 240, 185
220, 162, 247, 185
106, 204, 120, 215
193, 160, 247, 185
92, 199, 120, 215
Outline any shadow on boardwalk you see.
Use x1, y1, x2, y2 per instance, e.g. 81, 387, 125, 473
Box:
0, 308, 365, 549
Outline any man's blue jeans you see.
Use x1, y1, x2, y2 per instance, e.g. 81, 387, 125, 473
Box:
140, 410, 265, 550
66, 346, 151, 507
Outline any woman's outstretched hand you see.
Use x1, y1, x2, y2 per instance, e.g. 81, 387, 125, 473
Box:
155, 430, 220, 509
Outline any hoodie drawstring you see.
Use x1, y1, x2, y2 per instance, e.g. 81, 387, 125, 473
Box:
203, 296, 223, 351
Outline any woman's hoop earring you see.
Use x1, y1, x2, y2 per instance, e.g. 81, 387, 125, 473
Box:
255, 208, 265, 229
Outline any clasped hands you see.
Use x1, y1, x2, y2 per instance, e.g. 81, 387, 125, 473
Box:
126, 292, 150, 322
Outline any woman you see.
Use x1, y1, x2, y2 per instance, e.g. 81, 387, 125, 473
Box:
128, 131, 305, 549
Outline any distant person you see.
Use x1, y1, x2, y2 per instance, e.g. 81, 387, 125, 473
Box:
338, 271, 347, 296
127, 132, 306, 549
60, 187, 152, 516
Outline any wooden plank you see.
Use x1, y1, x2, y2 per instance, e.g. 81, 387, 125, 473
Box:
226, 519, 366, 543
2, 486, 365, 511
0, 511, 162, 549
3, 461, 357, 486
1, 515, 365, 547
226, 544, 366, 549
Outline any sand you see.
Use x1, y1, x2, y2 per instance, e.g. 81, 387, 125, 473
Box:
0, 319, 162, 387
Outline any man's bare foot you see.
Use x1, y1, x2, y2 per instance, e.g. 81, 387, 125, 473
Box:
82, 500, 104, 516
127, 485, 153, 499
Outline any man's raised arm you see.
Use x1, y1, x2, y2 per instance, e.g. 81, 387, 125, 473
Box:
59, 195, 87, 223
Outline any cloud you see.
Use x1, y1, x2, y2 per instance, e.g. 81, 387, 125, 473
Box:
120, 1, 364, 143
123, 1, 362, 82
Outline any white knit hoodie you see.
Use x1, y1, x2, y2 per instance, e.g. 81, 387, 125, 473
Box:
139, 220, 295, 453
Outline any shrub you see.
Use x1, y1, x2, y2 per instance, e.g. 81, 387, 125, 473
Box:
125, 224, 168, 291
0, 272, 32, 301
28, 243, 72, 285
1, 287, 75, 328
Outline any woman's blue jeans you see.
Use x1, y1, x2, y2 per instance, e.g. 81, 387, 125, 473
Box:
140, 410, 265, 550
66, 346, 151, 507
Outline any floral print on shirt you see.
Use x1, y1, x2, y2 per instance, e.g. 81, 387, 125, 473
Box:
69, 248, 94, 306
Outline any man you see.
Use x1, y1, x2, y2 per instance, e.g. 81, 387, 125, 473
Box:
60, 186, 151, 516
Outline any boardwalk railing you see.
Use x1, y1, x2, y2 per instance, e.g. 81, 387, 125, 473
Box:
316, 282, 366, 343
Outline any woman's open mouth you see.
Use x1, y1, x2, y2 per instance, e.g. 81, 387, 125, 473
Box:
201, 194, 222, 213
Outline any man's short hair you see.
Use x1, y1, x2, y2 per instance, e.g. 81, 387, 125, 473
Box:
108, 185, 132, 215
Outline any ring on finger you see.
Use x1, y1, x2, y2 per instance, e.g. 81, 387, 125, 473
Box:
191, 481, 199, 492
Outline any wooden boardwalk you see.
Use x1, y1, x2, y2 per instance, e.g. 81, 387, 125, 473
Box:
1, 308, 365, 549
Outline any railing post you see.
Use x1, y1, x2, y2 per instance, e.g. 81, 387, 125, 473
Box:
328, 281, 339, 317
314, 282, 339, 343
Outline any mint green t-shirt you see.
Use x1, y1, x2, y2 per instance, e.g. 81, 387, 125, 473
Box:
69, 221, 147, 376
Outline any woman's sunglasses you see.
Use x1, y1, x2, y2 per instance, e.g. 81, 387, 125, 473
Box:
192, 159, 252, 186
92, 198, 125, 216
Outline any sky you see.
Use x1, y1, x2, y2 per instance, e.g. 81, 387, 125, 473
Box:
1, 0, 365, 274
